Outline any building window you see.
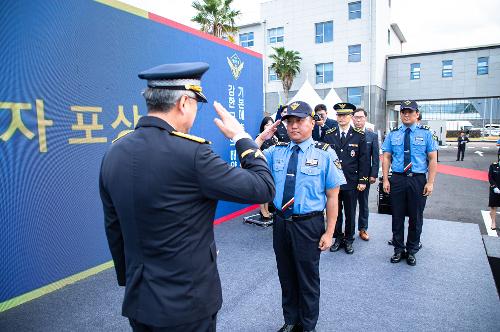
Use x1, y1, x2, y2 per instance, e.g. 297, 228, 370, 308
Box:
239, 32, 254, 47
268, 27, 284, 44
442, 60, 453, 78
477, 57, 489, 75
348, 1, 362, 20
315, 21, 333, 44
268, 67, 278, 81
410, 63, 421, 80
387, 29, 391, 45
315, 63, 333, 84
347, 87, 362, 106
348, 44, 361, 62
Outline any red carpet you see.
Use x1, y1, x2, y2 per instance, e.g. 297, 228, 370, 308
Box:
437, 164, 488, 182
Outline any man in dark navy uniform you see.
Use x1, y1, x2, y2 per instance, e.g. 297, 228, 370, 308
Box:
312, 103, 338, 142
456, 131, 469, 161
353, 108, 379, 241
382, 100, 437, 266
256, 101, 346, 332
99, 62, 275, 332
324, 102, 369, 255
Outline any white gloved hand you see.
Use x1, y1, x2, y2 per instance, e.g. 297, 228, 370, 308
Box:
494, 188, 500, 194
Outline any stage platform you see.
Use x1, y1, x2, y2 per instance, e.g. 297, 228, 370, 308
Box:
1, 213, 499, 331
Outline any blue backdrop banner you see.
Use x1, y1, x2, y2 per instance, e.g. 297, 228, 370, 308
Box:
0, 0, 263, 304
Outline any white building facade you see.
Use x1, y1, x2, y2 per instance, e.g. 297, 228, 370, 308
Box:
237, 0, 405, 130
386, 45, 500, 129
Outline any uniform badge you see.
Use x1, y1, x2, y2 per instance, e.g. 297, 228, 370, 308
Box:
305, 159, 319, 167
415, 136, 424, 141
351, 150, 356, 157
334, 159, 342, 169
348, 143, 358, 147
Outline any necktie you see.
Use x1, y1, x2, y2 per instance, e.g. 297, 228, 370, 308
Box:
341, 132, 346, 145
404, 127, 412, 173
281, 145, 300, 218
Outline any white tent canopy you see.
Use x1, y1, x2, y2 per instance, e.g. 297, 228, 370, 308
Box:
322, 88, 342, 118
288, 79, 323, 109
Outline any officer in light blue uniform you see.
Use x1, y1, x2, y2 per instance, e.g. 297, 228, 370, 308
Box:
257, 101, 346, 332
381, 100, 438, 266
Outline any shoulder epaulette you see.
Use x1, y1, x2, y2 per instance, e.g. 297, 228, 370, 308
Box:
325, 127, 337, 135
353, 127, 365, 135
276, 141, 290, 147
170, 131, 211, 144
112, 130, 133, 143
314, 141, 330, 151
420, 125, 431, 130
390, 127, 399, 132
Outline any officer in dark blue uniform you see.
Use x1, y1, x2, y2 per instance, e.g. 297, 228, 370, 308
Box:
353, 108, 379, 241
275, 105, 291, 143
312, 103, 338, 142
99, 62, 275, 332
382, 100, 438, 266
256, 101, 346, 332
324, 103, 369, 254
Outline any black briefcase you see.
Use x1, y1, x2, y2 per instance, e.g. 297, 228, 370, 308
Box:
377, 175, 391, 215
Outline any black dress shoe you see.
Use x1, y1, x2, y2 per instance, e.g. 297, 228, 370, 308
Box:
390, 252, 405, 263
277, 324, 298, 332
344, 242, 354, 254
406, 253, 417, 266
330, 239, 343, 252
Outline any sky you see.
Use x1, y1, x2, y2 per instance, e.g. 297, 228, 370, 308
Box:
120, 0, 500, 53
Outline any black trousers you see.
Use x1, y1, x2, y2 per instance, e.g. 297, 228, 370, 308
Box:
390, 173, 427, 255
357, 183, 371, 231
129, 313, 217, 332
334, 189, 357, 243
273, 213, 324, 331
457, 146, 465, 160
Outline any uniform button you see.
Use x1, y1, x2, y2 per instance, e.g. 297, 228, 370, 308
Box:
340, 149, 343, 152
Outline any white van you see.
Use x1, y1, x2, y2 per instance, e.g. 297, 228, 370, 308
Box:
483, 124, 500, 136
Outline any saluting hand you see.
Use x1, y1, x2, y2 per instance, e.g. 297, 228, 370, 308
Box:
259, 120, 281, 141
423, 182, 434, 196
213, 101, 245, 139
318, 232, 332, 251
256, 120, 281, 148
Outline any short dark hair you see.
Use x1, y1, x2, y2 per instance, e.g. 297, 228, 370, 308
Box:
354, 108, 367, 117
314, 104, 327, 112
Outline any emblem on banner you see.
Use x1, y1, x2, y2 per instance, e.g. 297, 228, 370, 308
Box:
227, 54, 244, 80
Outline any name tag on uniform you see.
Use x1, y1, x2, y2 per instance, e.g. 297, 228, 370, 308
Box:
349, 143, 358, 147
305, 159, 319, 166
415, 137, 424, 141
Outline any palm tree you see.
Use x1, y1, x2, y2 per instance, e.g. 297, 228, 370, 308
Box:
192, 0, 240, 41
269, 47, 302, 102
